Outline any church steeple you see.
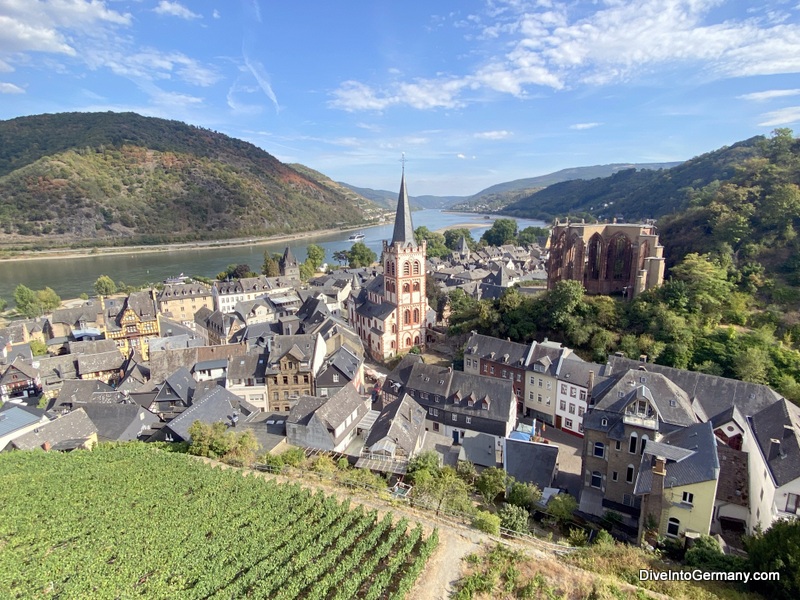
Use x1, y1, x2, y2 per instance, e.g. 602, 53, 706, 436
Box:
390, 157, 415, 246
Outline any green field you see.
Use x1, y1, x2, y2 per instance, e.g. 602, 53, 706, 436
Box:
0, 444, 437, 599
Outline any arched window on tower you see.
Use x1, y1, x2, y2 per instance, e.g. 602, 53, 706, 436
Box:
405, 336, 412, 347
413, 308, 419, 323
414, 335, 420, 345
387, 261, 395, 276
391, 324, 396, 333
413, 281, 420, 292
403, 262, 411, 276
402, 283, 410, 293
412, 261, 420, 275
403, 310, 411, 324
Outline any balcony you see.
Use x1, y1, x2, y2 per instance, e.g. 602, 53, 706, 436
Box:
622, 414, 657, 430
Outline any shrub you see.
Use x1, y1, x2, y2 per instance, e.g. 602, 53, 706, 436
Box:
471, 510, 501, 535
685, 535, 745, 572
567, 527, 589, 547
594, 529, 615, 547
499, 504, 529, 534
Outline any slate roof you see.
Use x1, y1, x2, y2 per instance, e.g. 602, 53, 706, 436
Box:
504, 438, 559, 489
354, 297, 396, 322
634, 421, 720, 495
0, 357, 40, 382
155, 367, 196, 406
158, 282, 212, 302
404, 362, 516, 422
76, 351, 124, 376
391, 171, 415, 246
163, 385, 247, 441
365, 393, 426, 456
11, 408, 97, 451
607, 356, 781, 419
383, 354, 424, 398
558, 358, 610, 387
67, 339, 118, 355
315, 383, 369, 436
459, 431, 497, 467
81, 404, 159, 442
49, 302, 102, 326
269, 334, 316, 364
716, 444, 749, 507
318, 346, 361, 383
227, 352, 268, 381
591, 369, 697, 429
463, 332, 529, 368
287, 395, 327, 426
48, 379, 114, 412
749, 398, 800, 487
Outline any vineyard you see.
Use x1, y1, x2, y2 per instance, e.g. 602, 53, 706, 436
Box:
0, 444, 438, 599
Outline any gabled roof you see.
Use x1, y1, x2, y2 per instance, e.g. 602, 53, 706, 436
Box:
47, 379, 114, 412
635, 421, 719, 494
315, 383, 367, 432
11, 408, 97, 451
607, 355, 780, 419
463, 332, 529, 367
227, 351, 267, 380
749, 398, 800, 487
156, 367, 196, 406
270, 334, 316, 364
81, 403, 159, 442
163, 385, 243, 441
76, 351, 124, 376
504, 438, 559, 489
365, 393, 426, 456
287, 395, 327, 426
0, 357, 40, 382
591, 369, 696, 429
459, 431, 497, 467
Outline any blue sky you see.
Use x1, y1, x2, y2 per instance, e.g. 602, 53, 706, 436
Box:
1, 1, 800, 196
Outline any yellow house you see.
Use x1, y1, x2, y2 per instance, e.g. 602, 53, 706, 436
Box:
636, 422, 720, 543
101, 291, 161, 360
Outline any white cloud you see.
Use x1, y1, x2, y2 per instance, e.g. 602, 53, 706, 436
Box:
0, 82, 24, 93
154, 1, 201, 20
0, 0, 130, 57
243, 54, 279, 112
212, 9, 221, 19
331, 0, 800, 111
758, 106, 800, 126
569, 122, 601, 130
474, 130, 512, 139
739, 89, 800, 101
457, 153, 466, 159
85, 48, 220, 87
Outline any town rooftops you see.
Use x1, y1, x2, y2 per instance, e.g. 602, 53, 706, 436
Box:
11, 408, 97, 451
749, 398, 800, 487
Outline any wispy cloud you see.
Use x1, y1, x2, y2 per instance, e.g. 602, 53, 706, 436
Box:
331, 0, 800, 111
85, 48, 220, 87
212, 10, 221, 19
154, 2, 201, 20
569, 122, 601, 130
0, 82, 24, 94
739, 89, 800, 101
243, 53, 279, 112
758, 106, 800, 126
474, 130, 512, 139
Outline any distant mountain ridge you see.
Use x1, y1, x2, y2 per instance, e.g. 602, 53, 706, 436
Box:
0, 112, 380, 246
500, 138, 762, 221
341, 162, 681, 213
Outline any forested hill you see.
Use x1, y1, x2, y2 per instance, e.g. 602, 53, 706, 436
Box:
500, 136, 762, 222
0, 112, 379, 246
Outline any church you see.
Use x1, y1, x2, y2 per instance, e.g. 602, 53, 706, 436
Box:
348, 169, 429, 361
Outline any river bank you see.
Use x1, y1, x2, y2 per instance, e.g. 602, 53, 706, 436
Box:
0, 220, 385, 263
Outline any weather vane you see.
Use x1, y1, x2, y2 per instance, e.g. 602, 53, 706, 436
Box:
400, 152, 406, 173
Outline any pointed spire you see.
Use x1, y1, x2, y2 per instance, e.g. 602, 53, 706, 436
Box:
391, 156, 415, 246
281, 246, 297, 267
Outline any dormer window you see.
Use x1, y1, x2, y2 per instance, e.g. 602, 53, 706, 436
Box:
601, 418, 608, 427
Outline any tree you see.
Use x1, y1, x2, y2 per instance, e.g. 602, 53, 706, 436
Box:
415, 226, 448, 257
517, 226, 549, 245
13, 285, 39, 318
348, 242, 377, 267
547, 493, 577, 526
413, 466, 472, 515
93, 275, 117, 296
745, 519, 800, 599
36, 287, 61, 313
407, 450, 441, 483
333, 249, 350, 266
471, 510, 501, 535
506, 481, 542, 511
456, 460, 478, 485
262, 251, 280, 277
0, 297, 6, 312
481, 218, 518, 246
306, 244, 325, 270
444, 228, 475, 251
499, 504, 530, 533
476, 467, 508, 506
30, 339, 48, 356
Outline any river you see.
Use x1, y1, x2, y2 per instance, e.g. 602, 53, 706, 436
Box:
0, 210, 546, 300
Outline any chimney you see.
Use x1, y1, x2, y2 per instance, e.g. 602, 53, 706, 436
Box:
588, 370, 595, 394
769, 438, 781, 460
639, 354, 648, 363
784, 425, 795, 439
638, 456, 666, 545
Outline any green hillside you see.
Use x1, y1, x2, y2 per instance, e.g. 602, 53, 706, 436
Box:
0, 112, 378, 247
451, 162, 681, 213
500, 138, 761, 221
